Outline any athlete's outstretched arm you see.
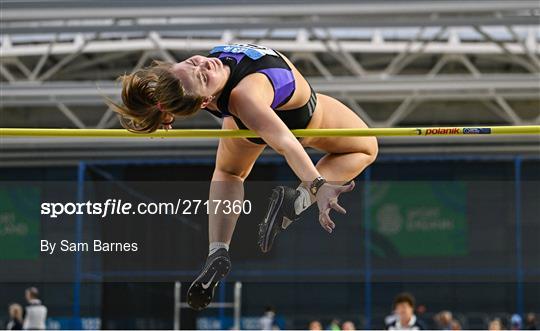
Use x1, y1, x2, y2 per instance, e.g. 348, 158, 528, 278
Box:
229, 82, 320, 183
229, 76, 354, 232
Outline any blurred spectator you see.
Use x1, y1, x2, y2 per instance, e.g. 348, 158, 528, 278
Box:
525, 313, 537, 330
450, 319, 462, 331
512, 314, 523, 330
6, 304, 23, 330
386, 292, 426, 330
328, 319, 341, 330
385, 312, 398, 327
23, 287, 47, 330
434, 310, 453, 330
259, 306, 276, 330
342, 321, 356, 330
488, 318, 503, 331
415, 305, 428, 328
309, 320, 323, 331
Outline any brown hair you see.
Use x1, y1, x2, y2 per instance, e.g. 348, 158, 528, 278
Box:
393, 292, 416, 309
25, 287, 39, 299
9, 303, 23, 321
109, 60, 204, 133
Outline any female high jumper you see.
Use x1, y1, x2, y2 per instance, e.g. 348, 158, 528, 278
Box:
111, 43, 378, 310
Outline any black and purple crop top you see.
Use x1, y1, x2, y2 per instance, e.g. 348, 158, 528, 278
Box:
204, 43, 296, 118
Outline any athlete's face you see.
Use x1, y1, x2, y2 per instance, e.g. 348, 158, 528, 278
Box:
171, 55, 229, 107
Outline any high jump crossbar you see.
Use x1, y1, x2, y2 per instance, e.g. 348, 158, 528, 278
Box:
1, 126, 539, 138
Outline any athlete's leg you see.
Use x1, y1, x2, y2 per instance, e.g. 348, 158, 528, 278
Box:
259, 94, 377, 252
288, 94, 378, 225
304, 93, 378, 184
189, 117, 265, 310
209, 117, 266, 245
284, 93, 377, 217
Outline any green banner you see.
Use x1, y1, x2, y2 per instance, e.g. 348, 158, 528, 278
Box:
0, 186, 40, 260
370, 181, 467, 257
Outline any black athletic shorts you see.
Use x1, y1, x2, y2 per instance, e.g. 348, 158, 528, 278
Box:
233, 86, 317, 145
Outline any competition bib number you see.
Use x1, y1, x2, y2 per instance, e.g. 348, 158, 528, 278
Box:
210, 43, 279, 60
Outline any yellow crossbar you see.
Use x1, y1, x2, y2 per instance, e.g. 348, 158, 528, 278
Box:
1, 126, 539, 138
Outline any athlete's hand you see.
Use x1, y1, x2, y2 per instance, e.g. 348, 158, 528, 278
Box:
315, 180, 355, 233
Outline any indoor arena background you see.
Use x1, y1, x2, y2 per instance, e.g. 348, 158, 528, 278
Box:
1, 0, 539, 330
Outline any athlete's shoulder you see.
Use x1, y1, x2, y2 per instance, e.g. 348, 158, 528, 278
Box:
229, 73, 274, 106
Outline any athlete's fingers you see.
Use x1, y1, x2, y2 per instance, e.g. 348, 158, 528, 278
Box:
319, 209, 335, 233
319, 213, 330, 233
330, 199, 346, 214
318, 212, 328, 232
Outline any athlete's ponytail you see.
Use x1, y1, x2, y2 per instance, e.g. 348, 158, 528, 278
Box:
108, 60, 204, 133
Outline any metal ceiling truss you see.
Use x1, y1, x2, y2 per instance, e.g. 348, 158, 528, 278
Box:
2, 29, 539, 128
2, 1, 539, 33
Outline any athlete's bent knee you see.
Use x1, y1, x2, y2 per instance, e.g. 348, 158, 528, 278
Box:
366, 137, 379, 165
213, 167, 248, 182
355, 136, 378, 166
